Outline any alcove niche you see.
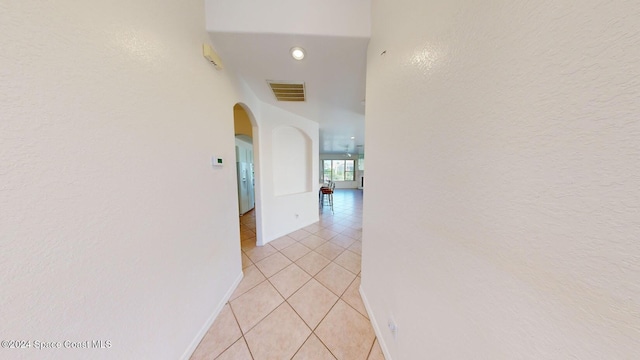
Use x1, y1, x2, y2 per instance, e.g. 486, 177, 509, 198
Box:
272, 126, 312, 196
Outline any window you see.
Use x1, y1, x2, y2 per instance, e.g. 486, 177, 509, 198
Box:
323, 159, 355, 181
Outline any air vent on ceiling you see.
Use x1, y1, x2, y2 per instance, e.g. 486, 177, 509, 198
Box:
267, 81, 306, 102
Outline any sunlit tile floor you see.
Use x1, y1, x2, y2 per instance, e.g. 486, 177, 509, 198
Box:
191, 189, 385, 360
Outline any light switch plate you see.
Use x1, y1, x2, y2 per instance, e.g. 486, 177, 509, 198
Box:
212, 156, 223, 167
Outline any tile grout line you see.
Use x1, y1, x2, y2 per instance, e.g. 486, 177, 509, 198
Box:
288, 332, 315, 360
338, 275, 370, 319
228, 190, 372, 360
240, 336, 255, 360
307, 292, 344, 360
273, 237, 365, 357
226, 303, 255, 360
228, 273, 265, 302
364, 337, 377, 360
230, 290, 286, 340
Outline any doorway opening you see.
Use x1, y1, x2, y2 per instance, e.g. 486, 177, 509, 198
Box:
233, 103, 262, 249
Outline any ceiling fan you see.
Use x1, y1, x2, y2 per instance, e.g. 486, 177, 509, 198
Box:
344, 145, 352, 158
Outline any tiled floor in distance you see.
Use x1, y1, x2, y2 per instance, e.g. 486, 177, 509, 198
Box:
191, 189, 385, 360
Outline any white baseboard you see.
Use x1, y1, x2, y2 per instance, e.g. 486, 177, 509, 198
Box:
181, 271, 244, 360
263, 218, 318, 246
360, 285, 393, 360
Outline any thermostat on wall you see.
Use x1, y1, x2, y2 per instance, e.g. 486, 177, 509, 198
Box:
211, 156, 223, 167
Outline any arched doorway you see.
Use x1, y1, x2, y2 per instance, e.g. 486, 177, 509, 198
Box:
233, 103, 262, 247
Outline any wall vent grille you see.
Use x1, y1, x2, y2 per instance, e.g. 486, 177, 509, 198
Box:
267, 81, 306, 102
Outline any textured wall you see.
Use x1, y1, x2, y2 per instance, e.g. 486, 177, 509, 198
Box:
258, 103, 319, 244
0, 1, 244, 359
361, 0, 640, 359
272, 126, 312, 196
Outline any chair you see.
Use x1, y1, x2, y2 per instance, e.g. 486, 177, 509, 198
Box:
319, 181, 329, 208
320, 181, 335, 213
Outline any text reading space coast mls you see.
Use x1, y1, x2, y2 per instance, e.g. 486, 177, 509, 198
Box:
2, 340, 112, 351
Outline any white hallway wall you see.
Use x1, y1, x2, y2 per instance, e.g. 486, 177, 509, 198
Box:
256, 102, 319, 243
362, 0, 639, 359
1, 1, 247, 359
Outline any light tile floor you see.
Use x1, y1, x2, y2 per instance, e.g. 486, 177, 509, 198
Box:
191, 189, 385, 360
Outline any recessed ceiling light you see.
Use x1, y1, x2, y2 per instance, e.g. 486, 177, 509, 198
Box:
290, 47, 305, 60
351, 136, 355, 139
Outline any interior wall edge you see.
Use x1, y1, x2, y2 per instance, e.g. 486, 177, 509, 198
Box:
181, 271, 244, 360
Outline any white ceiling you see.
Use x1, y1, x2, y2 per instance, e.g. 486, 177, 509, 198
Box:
208, 31, 369, 154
